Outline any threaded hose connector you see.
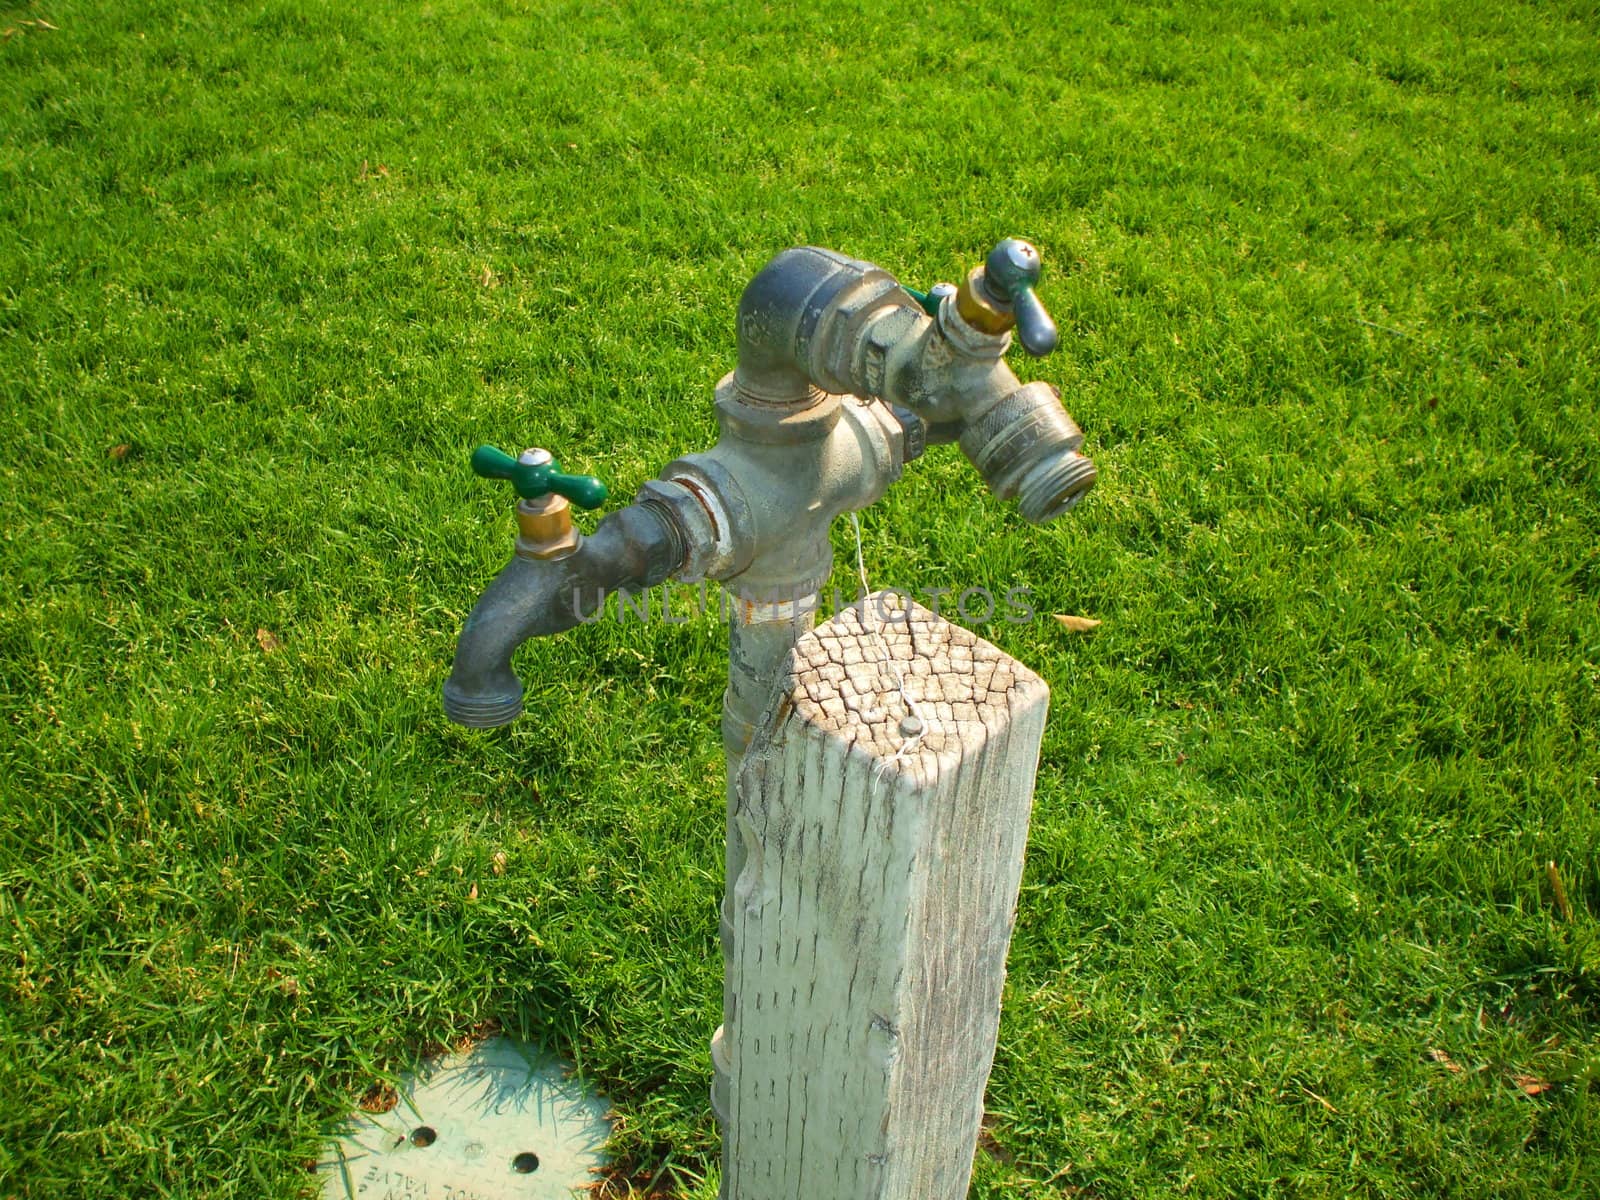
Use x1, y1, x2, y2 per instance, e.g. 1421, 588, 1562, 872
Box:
957, 381, 1097, 523
441, 679, 523, 728
1016, 449, 1097, 521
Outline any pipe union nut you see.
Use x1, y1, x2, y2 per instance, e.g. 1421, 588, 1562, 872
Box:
636, 475, 746, 582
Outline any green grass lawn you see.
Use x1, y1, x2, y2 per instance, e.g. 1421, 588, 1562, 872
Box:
3, 0, 1598, 1196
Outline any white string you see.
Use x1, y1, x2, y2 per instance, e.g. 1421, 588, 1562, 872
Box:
848, 512, 927, 778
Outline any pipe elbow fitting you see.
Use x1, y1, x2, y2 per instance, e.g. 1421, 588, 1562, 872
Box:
733, 246, 874, 406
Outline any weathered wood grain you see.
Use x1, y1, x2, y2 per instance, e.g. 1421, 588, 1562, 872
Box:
720, 593, 1049, 1199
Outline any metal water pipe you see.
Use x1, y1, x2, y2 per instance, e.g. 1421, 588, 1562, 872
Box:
441, 236, 1096, 1172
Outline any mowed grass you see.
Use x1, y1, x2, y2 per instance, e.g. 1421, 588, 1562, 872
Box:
2, 0, 1598, 1196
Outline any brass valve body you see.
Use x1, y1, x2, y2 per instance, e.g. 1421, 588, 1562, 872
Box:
515, 495, 580, 560
955, 264, 1015, 336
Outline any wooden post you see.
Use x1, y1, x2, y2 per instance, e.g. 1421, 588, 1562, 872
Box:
721, 592, 1049, 1200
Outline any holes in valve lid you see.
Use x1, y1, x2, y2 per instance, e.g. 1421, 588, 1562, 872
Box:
410, 1126, 437, 1148
511, 1151, 540, 1173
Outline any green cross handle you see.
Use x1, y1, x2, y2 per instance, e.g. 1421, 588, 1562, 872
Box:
983, 238, 1058, 357
470, 445, 609, 510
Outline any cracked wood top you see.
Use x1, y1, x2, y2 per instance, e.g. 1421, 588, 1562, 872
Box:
776, 593, 1047, 773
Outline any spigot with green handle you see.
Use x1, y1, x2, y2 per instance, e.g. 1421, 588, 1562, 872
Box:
470, 445, 609, 510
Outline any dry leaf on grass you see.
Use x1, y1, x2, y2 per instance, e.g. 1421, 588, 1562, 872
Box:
467, 882, 479, 901
492, 851, 507, 875
1053, 614, 1101, 633
107, 443, 131, 460
1427, 1048, 1464, 1074
1514, 1074, 1552, 1097
1299, 1085, 1338, 1113
358, 1081, 398, 1113
255, 628, 282, 653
